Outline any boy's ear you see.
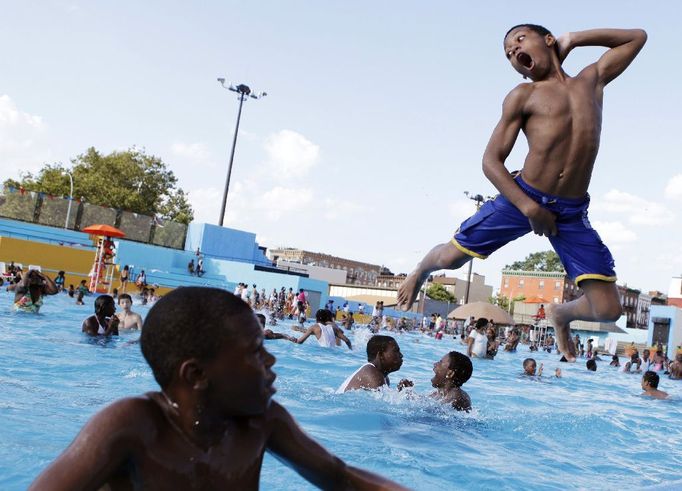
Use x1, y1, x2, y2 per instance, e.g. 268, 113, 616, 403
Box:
179, 359, 209, 390
545, 33, 556, 47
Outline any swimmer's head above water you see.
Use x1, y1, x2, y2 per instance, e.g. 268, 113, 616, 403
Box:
366, 335, 403, 372
432, 351, 473, 389
141, 287, 276, 416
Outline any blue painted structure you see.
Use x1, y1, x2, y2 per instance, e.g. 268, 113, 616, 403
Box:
0, 218, 93, 249
185, 223, 270, 266
0, 218, 329, 311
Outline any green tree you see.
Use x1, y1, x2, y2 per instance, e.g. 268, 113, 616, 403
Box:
489, 293, 525, 314
426, 283, 456, 303
505, 250, 564, 272
3, 147, 194, 224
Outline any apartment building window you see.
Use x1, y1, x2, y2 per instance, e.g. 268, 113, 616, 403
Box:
539, 280, 544, 289
553, 297, 559, 303
555, 281, 561, 290
504, 278, 509, 287
519, 279, 524, 287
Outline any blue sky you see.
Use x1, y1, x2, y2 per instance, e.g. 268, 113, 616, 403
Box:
1, 1, 681, 297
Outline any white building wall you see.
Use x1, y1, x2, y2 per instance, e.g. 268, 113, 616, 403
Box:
276, 260, 347, 285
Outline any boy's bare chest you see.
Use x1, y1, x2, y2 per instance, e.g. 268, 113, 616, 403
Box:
122, 423, 269, 489
525, 81, 601, 122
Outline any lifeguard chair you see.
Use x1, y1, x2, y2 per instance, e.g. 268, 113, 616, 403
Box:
81, 224, 125, 294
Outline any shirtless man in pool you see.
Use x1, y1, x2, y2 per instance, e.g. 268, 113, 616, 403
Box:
31, 288, 407, 490
397, 25, 647, 362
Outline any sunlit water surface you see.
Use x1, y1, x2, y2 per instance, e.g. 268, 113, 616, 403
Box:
1, 292, 681, 490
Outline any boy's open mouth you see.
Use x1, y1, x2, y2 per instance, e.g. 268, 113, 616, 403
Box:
516, 52, 534, 70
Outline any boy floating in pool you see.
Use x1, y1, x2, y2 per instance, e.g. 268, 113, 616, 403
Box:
397, 25, 647, 363
31, 287, 407, 490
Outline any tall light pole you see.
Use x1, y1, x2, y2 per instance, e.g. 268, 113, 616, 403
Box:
216, 78, 267, 226
462, 191, 490, 304
63, 170, 74, 229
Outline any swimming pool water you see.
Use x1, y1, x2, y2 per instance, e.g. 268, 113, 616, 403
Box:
1, 291, 681, 490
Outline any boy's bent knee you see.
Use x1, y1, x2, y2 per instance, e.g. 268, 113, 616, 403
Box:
593, 302, 622, 322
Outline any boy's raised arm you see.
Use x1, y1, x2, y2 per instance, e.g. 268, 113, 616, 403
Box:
29, 398, 145, 491
559, 28, 647, 85
267, 401, 409, 490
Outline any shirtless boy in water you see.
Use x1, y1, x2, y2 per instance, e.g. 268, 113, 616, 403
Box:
116, 293, 143, 330
398, 25, 647, 362
31, 288, 407, 490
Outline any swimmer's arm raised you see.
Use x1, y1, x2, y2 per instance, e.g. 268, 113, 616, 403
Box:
29, 397, 144, 491
482, 85, 557, 236
266, 401, 409, 490
560, 28, 647, 85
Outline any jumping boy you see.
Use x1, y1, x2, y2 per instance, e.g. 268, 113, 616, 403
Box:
31, 287, 408, 490
397, 25, 647, 362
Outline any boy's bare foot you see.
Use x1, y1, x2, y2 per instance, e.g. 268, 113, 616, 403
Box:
396, 270, 428, 311
548, 304, 576, 362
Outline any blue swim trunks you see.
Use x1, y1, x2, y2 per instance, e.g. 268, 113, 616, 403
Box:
452, 176, 616, 285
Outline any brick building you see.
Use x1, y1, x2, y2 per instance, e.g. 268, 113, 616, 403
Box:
499, 270, 580, 304
267, 248, 387, 286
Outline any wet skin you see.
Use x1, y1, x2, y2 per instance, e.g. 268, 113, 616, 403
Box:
31, 312, 407, 490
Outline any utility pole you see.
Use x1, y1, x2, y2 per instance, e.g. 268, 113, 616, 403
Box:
462, 192, 490, 304
216, 78, 267, 226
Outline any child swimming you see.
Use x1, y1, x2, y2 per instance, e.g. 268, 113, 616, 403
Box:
431, 351, 473, 412
30, 287, 408, 490
397, 25, 647, 363
337, 335, 412, 393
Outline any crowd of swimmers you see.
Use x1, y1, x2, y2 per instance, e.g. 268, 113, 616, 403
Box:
6, 281, 678, 488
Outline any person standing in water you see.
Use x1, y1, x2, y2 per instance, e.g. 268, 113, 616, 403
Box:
116, 293, 144, 330
397, 25, 647, 363
13, 269, 59, 313
337, 335, 412, 393
82, 295, 120, 336
296, 309, 352, 349
31, 287, 408, 490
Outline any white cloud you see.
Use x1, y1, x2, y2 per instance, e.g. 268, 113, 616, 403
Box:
322, 197, 367, 220
664, 174, 682, 201
265, 130, 319, 177
591, 220, 637, 243
259, 186, 313, 220
186, 186, 223, 224
592, 189, 675, 226
171, 142, 211, 161
0, 94, 51, 179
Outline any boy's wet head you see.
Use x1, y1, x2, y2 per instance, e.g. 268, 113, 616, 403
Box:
503, 23, 559, 81
315, 309, 333, 323
586, 359, 597, 371
141, 287, 276, 415
523, 358, 537, 375
642, 370, 659, 389
94, 295, 116, 317
367, 335, 403, 372
432, 351, 473, 388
